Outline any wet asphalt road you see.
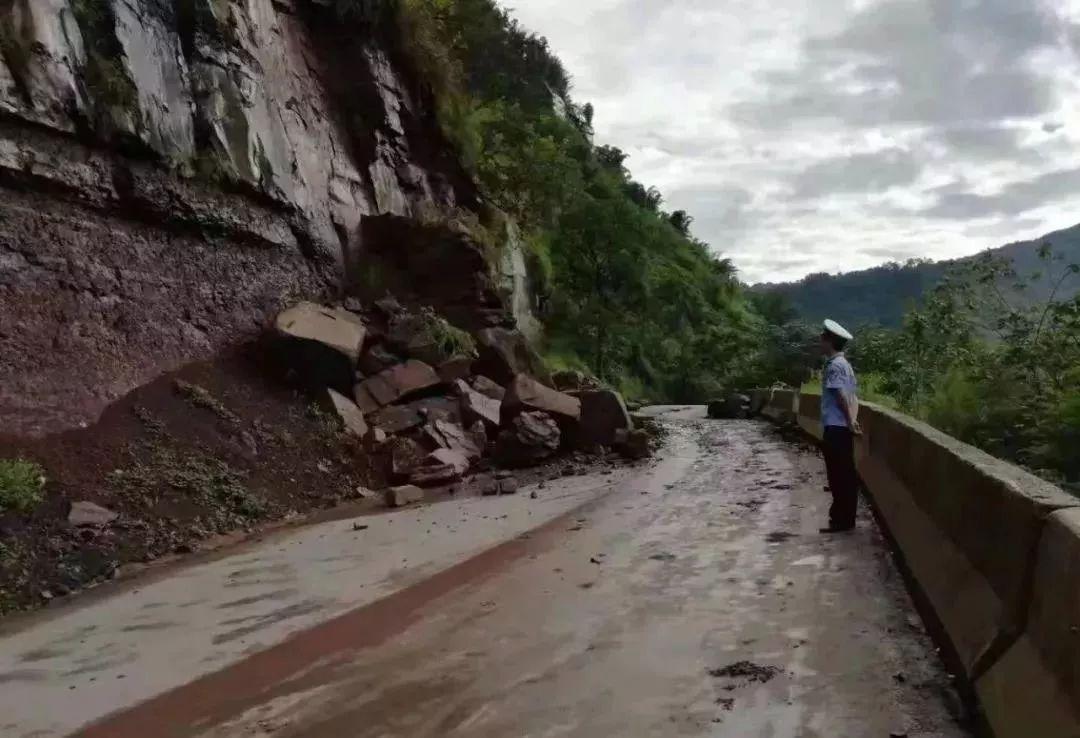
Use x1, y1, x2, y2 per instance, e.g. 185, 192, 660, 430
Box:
164, 410, 976, 738
143, 408, 971, 738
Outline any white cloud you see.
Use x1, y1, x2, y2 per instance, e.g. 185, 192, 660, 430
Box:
510, 0, 1080, 283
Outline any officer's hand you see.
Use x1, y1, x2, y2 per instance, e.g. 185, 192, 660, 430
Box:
851, 420, 864, 436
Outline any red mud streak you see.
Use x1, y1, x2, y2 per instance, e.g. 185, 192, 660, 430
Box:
72, 494, 611, 738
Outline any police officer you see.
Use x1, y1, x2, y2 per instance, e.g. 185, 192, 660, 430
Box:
819, 320, 860, 534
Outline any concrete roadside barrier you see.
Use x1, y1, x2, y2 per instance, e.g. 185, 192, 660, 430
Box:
977, 508, 1080, 737
760, 388, 797, 423
777, 389, 1080, 737
855, 404, 1076, 677
796, 391, 822, 440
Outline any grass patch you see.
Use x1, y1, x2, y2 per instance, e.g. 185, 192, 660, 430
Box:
174, 380, 241, 425
524, 229, 554, 299
0, 459, 45, 514
305, 402, 340, 436
110, 443, 264, 519
414, 202, 503, 259
422, 308, 477, 360
391, 307, 477, 364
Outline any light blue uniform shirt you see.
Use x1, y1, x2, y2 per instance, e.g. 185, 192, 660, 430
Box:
821, 353, 857, 428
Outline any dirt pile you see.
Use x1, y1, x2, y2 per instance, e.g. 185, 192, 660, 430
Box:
0, 298, 652, 616
276, 299, 651, 502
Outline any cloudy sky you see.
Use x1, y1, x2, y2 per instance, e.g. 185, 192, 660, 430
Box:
510, 0, 1080, 284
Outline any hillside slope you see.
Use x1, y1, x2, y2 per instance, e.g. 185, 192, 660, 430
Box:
757, 223, 1080, 328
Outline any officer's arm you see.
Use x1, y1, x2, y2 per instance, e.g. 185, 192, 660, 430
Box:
835, 390, 862, 434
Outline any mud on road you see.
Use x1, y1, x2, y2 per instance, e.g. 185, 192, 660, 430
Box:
2, 408, 971, 737
70, 408, 968, 738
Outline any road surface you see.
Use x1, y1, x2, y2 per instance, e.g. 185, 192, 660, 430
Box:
6, 408, 968, 737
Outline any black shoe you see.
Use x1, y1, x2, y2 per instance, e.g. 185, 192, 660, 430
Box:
819, 525, 855, 534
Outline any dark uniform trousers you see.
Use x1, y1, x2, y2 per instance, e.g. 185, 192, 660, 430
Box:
822, 426, 858, 529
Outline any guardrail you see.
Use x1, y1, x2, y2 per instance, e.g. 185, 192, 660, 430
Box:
756, 389, 1080, 738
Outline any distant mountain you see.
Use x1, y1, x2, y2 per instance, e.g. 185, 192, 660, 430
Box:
755, 223, 1080, 328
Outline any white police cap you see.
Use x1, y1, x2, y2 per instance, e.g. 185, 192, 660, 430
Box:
823, 319, 853, 341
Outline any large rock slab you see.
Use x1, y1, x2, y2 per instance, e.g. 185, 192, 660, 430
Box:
552, 369, 600, 392
470, 375, 505, 401
322, 388, 368, 438
372, 405, 424, 435
409, 448, 471, 487
423, 419, 482, 461
357, 360, 440, 407
495, 411, 561, 468
615, 428, 651, 460
708, 394, 750, 419
474, 328, 550, 386
371, 396, 460, 435
111, 0, 196, 157
68, 501, 118, 528
455, 380, 501, 431
501, 374, 581, 427
0, 0, 89, 131
437, 357, 473, 383
571, 389, 632, 447
358, 344, 401, 377
384, 485, 424, 508
275, 302, 366, 365
276, 303, 366, 391
388, 437, 427, 478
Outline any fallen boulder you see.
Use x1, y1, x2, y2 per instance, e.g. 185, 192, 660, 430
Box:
468, 473, 499, 496
275, 302, 367, 365
322, 388, 369, 438
499, 476, 520, 495
372, 396, 461, 435
430, 447, 471, 474
552, 369, 601, 392
410, 448, 471, 487
372, 404, 425, 435
457, 381, 501, 431
353, 383, 382, 415
571, 389, 632, 447
470, 375, 506, 401
374, 295, 405, 318
387, 309, 477, 367
708, 394, 751, 420
389, 437, 428, 478
468, 420, 488, 455
275, 302, 367, 390
615, 428, 651, 460
495, 411, 561, 468
363, 427, 388, 452
385, 485, 424, 508
68, 501, 118, 527
424, 419, 483, 461
358, 344, 401, 377
501, 374, 581, 427
437, 357, 473, 383
356, 360, 440, 408
474, 328, 550, 386
413, 396, 461, 424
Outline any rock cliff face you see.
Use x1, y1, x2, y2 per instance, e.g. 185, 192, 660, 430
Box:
0, 0, 535, 437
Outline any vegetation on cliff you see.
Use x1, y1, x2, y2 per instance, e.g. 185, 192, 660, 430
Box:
359, 0, 768, 401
